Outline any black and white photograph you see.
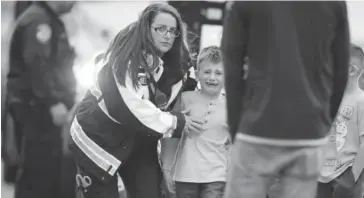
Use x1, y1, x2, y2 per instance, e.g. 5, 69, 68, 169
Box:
1, 1, 364, 198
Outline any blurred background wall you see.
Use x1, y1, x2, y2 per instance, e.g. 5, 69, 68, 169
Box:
2, 1, 364, 97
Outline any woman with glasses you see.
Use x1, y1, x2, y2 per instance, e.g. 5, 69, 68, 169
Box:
68, 3, 204, 198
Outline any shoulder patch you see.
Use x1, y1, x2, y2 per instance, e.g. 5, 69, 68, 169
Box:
225, 1, 234, 11
36, 24, 52, 43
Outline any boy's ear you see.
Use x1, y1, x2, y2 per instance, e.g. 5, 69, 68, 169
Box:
349, 65, 360, 77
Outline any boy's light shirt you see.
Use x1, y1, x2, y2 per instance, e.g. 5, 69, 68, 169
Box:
173, 91, 231, 183
319, 92, 364, 183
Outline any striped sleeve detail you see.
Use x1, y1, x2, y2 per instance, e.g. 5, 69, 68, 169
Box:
70, 118, 121, 176
114, 71, 176, 134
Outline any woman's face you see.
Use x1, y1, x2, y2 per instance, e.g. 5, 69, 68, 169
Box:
150, 12, 179, 55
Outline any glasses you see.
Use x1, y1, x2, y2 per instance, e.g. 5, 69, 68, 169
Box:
152, 26, 180, 38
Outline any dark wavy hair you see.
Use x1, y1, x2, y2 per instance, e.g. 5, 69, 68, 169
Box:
104, 3, 190, 89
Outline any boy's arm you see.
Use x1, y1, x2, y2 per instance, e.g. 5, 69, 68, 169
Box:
352, 98, 364, 182
171, 93, 184, 112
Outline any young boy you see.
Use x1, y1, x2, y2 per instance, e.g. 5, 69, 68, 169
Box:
173, 46, 231, 198
317, 44, 364, 198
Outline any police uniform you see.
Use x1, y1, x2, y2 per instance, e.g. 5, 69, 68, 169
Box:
14, 1, 33, 19
2, 0, 32, 185
68, 54, 189, 198
3, 2, 76, 198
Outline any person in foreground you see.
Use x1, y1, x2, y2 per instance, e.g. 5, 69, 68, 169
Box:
68, 3, 203, 198
317, 44, 364, 198
172, 46, 231, 198
221, 1, 350, 198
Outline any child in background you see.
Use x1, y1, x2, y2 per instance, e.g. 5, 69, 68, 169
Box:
173, 46, 231, 198
317, 44, 364, 198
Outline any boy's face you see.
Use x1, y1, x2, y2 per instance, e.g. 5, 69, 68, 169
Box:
196, 61, 224, 96
349, 55, 362, 77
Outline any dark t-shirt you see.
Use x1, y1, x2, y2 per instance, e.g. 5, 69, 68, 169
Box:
222, 1, 350, 142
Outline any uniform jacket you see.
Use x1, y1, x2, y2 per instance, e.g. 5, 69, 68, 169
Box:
1, 2, 76, 158
68, 55, 188, 184
6, 1, 76, 109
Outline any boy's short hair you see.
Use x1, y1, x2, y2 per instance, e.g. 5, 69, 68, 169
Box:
351, 44, 364, 68
196, 46, 223, 70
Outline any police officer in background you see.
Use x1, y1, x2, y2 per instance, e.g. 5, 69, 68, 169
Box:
2, 0, 34, 185
3, 1, 77, 198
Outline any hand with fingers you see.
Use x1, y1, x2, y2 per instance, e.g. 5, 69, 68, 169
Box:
50, 102, 69, 126
181, 107, 205, 138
